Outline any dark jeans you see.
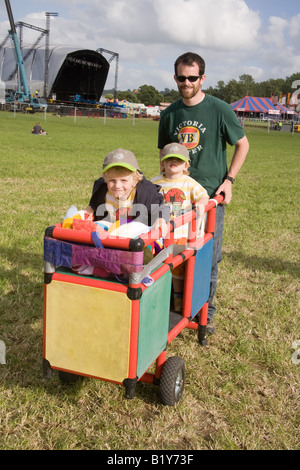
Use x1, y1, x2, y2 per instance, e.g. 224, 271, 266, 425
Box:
208, 204, 225, 320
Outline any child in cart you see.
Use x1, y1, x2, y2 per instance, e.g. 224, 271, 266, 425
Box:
59, 149, 170, 278
151, 143, 209, 313
84, 148, 169, 237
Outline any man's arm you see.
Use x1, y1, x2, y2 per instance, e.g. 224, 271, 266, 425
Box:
215, 135, 249, 204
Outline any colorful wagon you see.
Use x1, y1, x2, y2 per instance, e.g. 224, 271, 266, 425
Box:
43, 194, 223, 405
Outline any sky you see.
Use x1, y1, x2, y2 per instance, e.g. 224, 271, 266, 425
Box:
0, 0, 299, 93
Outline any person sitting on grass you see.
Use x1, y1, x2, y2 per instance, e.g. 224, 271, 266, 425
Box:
151, 143, 209, 313
31, 122, 47, 135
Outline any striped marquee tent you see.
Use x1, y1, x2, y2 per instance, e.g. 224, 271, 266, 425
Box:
231, 96, 280, 116
275, 103, 296, 117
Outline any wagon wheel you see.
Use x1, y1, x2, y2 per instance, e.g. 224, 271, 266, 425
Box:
159, 356, 185, 406
58, 370, 82, 385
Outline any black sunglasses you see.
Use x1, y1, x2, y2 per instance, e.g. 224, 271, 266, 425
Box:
176, 75, 201, 83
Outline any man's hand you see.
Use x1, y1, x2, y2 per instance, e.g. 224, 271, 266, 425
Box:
215, 179, 233, 205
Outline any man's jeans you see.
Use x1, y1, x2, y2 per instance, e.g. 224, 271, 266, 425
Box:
208, 204, 225, 320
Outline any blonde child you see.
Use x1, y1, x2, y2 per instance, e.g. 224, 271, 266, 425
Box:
152, 143, 209, 312
85, 148, 169, 237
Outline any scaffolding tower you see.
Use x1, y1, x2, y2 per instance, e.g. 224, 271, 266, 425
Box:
97, 48, 119, 99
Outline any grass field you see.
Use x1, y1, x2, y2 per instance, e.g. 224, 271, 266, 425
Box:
0, 111, 299, 450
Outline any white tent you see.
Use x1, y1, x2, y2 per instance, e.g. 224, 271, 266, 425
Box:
0, 80, 5, 104
0, 44, 109, 100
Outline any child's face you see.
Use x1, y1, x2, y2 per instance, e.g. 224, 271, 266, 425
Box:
105, 168, 136, 199
163, 157, 188, 179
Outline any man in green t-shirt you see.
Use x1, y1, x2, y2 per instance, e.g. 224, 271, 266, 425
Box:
158, 52, 249, 334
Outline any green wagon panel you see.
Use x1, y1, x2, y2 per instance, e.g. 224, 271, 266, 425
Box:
136, 271, 172, 378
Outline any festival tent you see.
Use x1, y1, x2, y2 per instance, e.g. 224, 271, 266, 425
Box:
231, 96, 280, 116
275, 103, 296, 117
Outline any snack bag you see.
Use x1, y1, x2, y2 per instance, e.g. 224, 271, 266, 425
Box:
62, 205, 94, 229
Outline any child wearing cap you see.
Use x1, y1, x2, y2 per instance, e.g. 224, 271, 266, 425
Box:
152, 143, 209, 313
84, 149, 169, 237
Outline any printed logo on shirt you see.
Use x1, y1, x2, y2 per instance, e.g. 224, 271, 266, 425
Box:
173, 121, 206, 153
178, 126, 199, 149
164, 188, 186, 204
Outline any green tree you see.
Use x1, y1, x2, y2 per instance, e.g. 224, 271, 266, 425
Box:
137, 85, 164, 106
117, 90, 139, 103
223, 79, 242, 103
203, 81, 226, 100
238, 74, 256, 96
215, 80, 226, 100
255, 78, 285, 98
114, 71, 300, 106
283, 73, 300, 97
161, 89, 180, 103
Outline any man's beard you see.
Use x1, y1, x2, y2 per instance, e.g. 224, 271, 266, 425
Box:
179, 82, 201, 100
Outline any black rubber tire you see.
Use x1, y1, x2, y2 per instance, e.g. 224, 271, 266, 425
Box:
159, 356, 185, 406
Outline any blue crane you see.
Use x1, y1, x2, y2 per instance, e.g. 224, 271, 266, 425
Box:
4, 0, 47, 112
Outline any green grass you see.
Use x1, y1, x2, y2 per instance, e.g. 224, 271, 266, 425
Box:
0, 111, 299, 450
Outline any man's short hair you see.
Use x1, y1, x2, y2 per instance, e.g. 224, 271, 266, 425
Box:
174, 52, 206, 76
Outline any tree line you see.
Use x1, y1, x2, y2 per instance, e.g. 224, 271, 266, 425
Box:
107, 72, 300, 106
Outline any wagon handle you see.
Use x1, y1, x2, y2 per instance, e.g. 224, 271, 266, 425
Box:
205, 193, 224, 212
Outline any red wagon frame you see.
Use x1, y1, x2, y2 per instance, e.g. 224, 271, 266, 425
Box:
43, 194, 223, 405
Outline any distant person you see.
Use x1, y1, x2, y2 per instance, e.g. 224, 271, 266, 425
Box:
158, 51, 249, 334
152, 142, 209, 313
32, 122, 47, 135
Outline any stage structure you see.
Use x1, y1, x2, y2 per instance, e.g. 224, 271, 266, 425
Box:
49, 48, 110, 102
0, 43, 111, 102
0, 11, 117, 102
97, 48, 119, 99
44, 12, 59, 97
0, 10, 55, 99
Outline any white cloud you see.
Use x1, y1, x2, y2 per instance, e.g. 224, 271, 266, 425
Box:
40, 0, 262, 52
263, 16, 288, 47
289, 12, 300, 46
0, 0, 299, 91
154, 0, 261, 50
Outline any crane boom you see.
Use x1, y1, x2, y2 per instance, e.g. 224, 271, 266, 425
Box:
5, 0, 30, 97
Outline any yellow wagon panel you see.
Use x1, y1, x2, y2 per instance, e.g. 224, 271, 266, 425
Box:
44, 280, 132, 383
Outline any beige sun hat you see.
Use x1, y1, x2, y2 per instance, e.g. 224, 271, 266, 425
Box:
161, 143, 190, 163
103, 148, 140, 173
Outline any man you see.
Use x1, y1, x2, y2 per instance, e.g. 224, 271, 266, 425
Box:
158, 52, 249, 334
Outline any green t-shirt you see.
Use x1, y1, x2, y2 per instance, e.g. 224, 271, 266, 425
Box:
158, 94, 245, 197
